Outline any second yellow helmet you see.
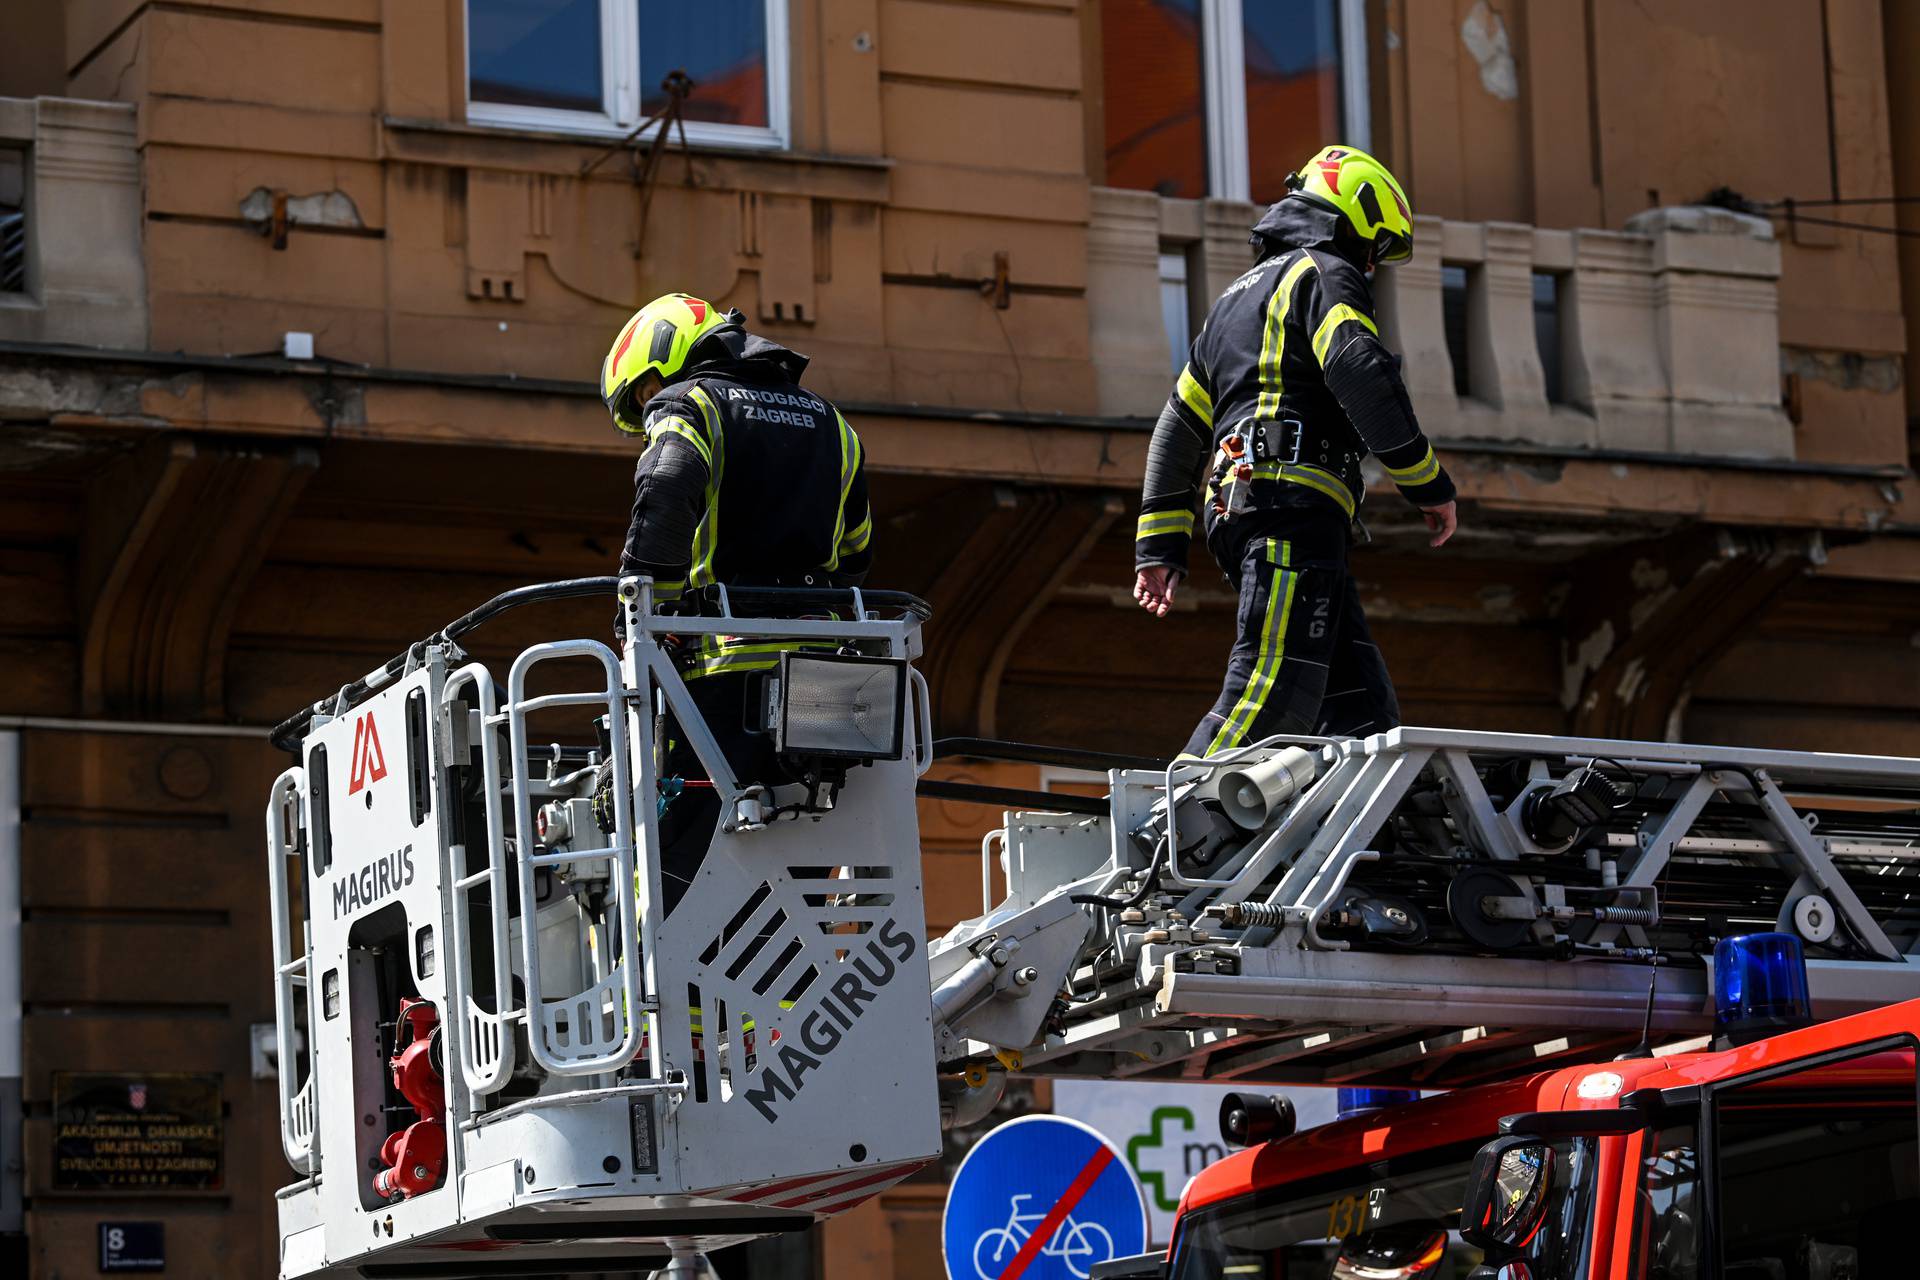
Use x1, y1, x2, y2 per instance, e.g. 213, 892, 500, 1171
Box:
601, 293, 732, 434
1288, 145, 1414, 266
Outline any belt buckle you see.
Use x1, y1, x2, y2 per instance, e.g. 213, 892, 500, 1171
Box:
1252, 418, 1303, 467
1273, 417, 1304, 466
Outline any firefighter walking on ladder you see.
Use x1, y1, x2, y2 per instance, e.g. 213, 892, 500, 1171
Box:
601, 292, 875, 909
1132, 145, 1459, 756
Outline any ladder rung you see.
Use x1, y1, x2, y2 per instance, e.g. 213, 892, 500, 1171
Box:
528, 846, 624, 868
514, 692, 617, 715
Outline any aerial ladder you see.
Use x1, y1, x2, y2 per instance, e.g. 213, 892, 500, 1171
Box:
264, 577, 1920, 1277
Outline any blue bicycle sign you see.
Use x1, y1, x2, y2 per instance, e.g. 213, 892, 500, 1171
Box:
971, 1193, 1115, 1279
943, 1115, 1147, 1280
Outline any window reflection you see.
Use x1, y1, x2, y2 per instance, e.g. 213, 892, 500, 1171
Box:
1637, 1125, 1701, 1280
469, 0, 604, 114
1635, 1050, 1920, 1279
1244, 0, 1342, 204
1532, 272, 1565, 404
0, 149, 24, 294
1440, 265, 1471, 399
639, 0, 770, 128
1102, 0, 1208, 198
1160, 248, 1194, 375
1168, 1139, 1588, 1280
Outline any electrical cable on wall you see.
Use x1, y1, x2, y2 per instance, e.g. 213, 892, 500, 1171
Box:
1705, 187, 1920, 239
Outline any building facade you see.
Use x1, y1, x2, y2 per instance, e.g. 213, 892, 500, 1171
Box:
0, 1, 1914, 1275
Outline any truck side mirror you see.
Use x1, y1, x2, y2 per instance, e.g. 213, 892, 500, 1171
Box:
1459, 1136, 1556, 1254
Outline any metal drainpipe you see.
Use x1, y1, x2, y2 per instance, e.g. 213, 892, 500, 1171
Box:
0, 715, 269, 739
0, 730, 21, 1234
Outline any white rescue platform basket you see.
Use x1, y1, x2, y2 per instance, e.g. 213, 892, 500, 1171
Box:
266, 577, 940, 1278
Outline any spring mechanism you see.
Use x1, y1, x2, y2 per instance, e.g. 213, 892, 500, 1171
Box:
1215, 901, 1289, 928
1589, 905, 1658, 926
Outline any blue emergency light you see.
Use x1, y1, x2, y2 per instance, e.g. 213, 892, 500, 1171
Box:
1336, 1087, 1419, 1121
1713, 931, 1812, 1045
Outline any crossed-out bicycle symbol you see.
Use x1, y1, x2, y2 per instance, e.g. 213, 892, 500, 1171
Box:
972, 1193, 1115, 1279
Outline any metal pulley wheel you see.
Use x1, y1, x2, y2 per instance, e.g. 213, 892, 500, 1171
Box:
1447, 866, 1534, 951
1791, 893, 1837, 945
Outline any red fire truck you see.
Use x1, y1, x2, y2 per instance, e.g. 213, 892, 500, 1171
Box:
1155, 992, 1919, 1279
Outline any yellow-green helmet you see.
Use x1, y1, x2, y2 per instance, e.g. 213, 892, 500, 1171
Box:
1287, 145, 1414, 265
601, 292, 731, 434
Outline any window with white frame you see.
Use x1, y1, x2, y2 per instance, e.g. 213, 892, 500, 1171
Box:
1159, 248, 1195, 374
1101, 0, 1367, 203
466, 0, 790, 148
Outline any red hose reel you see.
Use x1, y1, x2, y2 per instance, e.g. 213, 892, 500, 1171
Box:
373, 996, 446, 1201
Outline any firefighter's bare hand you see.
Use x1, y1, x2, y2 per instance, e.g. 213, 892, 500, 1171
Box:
1134, 566, 1182, 617
1422, 501, 1458, 548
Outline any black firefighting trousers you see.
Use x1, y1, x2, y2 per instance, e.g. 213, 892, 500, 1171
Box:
1182, 508, 1401, 759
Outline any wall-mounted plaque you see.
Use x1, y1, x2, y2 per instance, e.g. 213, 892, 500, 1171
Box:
52, 1073, 223, 1192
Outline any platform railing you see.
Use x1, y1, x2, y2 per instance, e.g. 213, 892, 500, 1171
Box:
442, 663, 517, 1095
504, 639, 646, 1077
264, 766, 318, 1172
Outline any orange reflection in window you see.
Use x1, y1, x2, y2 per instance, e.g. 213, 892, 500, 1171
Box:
1102, 0, 1207, 199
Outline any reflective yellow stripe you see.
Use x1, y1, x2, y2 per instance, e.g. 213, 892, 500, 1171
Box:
686, 385, 722, 434
687, 639, 838, 680
686, 386, 725, 587
1136, 509, 1195, 540
688, 999, 797, 1036
647, 415, 711, 469
840, 510, 873, 555
829, 411, 859, 571
1248, 462, 1357, 518
1385, 444, 1441, 487
1175, 365, 1214, 427
652, 577, 686, 602
688, 649, 788, 679
1208, 538, 1296, 754
1311, 303, 1379, 366
1255, 255, 1318, 418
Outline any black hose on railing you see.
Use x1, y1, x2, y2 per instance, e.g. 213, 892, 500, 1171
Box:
268, 650, 411, 753
913, 779, 1109, 817
269, 576, 624, 752
438, 575, 622, 644
931, 737, 1167, 773
269, 577, 934, 752
911, 737, 1165, 814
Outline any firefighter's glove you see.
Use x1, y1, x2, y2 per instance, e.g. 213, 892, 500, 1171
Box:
591, 762, 618, 835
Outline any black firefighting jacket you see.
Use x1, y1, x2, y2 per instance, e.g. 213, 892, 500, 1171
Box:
1135, 198, 1455, 574
620, 322, 872, 677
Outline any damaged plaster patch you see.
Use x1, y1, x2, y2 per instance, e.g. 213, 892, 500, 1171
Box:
305, 377, 366, 433
1780, 346, 1903, 395
1563, 618, 1616, 711
1625, 557, 1681, 633
0, 365, 166, 424
1460, 2, 1519, 101
239, 186, 365, 230
1612, 656, 1648, 708
1477, 583, 1519, 620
